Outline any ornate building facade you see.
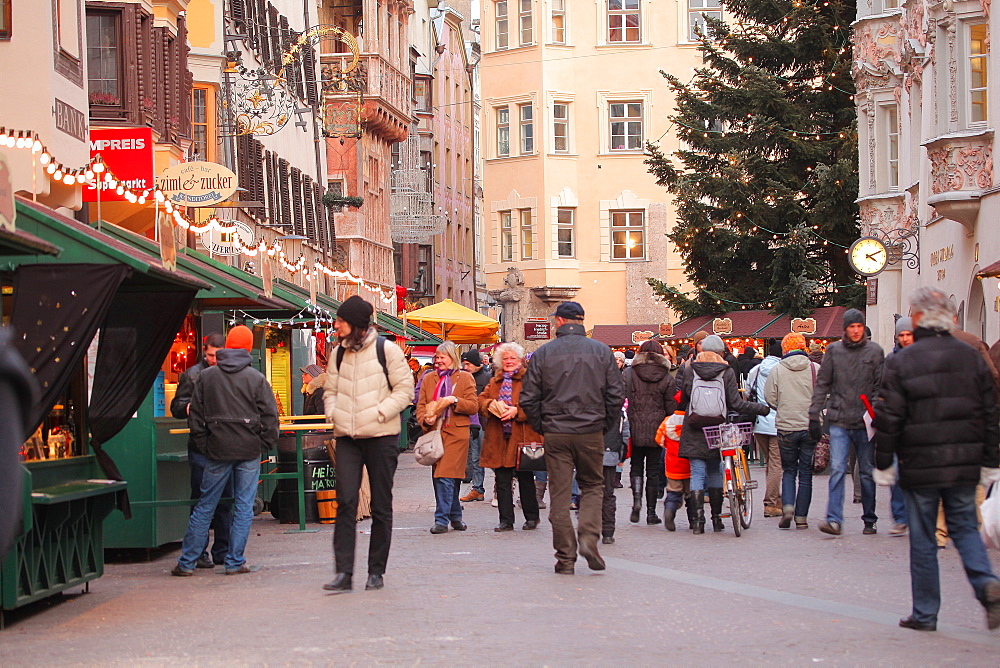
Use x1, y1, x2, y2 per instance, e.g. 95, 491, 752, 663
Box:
854, 0, 996, 346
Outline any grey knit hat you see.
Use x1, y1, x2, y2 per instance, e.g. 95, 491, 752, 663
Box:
702, 334, 726, 354
895, 317, 913, 337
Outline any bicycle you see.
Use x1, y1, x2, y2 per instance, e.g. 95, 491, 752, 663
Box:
703, 423, 758, 536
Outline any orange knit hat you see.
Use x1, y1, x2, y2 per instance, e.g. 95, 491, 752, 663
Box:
781, 332, 807, 354
226, 325, 254, 351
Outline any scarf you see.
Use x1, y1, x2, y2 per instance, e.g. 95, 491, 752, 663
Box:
500, 371, 514, 437
434, 368, 456, 423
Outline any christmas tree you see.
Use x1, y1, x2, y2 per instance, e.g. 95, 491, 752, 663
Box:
646, 0, 865, 319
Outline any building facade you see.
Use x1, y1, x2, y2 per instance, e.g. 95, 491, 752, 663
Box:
479, 0, 706, 345
853, 0, 996, 349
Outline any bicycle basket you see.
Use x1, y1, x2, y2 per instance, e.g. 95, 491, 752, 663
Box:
702, 422, 754, 450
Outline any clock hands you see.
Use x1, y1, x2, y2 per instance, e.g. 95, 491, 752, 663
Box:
865, 250, 884, 261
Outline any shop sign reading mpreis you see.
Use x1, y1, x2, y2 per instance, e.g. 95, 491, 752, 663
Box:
157, 161, 238, 207
84, 127, 154, 202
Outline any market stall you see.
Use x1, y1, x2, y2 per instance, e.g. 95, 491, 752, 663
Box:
404, 299, 500, 344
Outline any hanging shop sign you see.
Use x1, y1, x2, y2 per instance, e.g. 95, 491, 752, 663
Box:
524, 320, 550, 341
712, 318, 733, 335
790, 317, 817, 335
156, 161, 238, 207
84, 127, 154, 203
202, 219, 255, 257
867, 278, 878, 306
659, 322, 673, 337
631, 330, 654, 344
0, 153, 14, 232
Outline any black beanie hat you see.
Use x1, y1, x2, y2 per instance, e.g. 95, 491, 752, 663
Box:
337, 295, 374, 330
768, 342, 784, 358
461, 350, 482, 367
843, 308, 865, 330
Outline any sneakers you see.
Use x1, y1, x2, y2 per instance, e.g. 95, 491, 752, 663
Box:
794, 516, 809, 530
863, 522, 878, 535
778, 505, 794, 529
984, 579, 1000, 630
171, 565, 194, 577
195, 555, 216, 569
460, 489, 484, 502
224, 564, 253, 575
818, 521, 842, 536
491, 497, 499, 508
889, 523, 908, 537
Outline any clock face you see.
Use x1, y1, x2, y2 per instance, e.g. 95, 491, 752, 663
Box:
849, 237, 889, 276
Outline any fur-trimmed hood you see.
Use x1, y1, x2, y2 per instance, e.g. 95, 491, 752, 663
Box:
631, 351, 672, 383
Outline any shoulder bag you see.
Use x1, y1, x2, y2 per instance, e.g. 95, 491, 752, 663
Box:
516, 441, 546, 472
809, 362, 831, 473
414, 418, 445, 466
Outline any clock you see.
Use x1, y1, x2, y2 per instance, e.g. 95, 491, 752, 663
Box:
848, 236, 889, 276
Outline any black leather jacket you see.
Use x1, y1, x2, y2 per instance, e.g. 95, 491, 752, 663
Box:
521, 323, 625, 435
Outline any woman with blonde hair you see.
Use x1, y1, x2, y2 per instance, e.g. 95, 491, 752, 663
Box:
416, 341, 478, 534
478, 342, 542, 531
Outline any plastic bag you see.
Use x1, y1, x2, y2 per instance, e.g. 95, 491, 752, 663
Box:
981, 483, 1000, 550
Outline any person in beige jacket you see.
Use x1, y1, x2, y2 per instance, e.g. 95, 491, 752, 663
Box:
321, 296, 414, 595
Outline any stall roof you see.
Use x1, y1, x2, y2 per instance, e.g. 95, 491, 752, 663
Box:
666, 305, 852, 340
754, 306, 850, 339
0, 225, 61, 256
3, 197, 209, 292
590, 324, 662, 347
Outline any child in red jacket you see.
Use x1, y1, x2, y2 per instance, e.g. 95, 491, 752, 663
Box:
657, 409, 693, 531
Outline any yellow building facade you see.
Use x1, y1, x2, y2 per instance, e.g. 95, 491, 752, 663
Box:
479, 0, 710, 342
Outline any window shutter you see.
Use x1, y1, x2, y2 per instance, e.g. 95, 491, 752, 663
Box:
231, 0, 246, 26
303, 175, 316, 241
265, 151, 277, 225
252, 139, 266, 219
302, 47, 318, 106
267, 7, 280, 71
237, 135, 252, 205
313, 181, 326, 251
291, 167, 304, 236
278, 158, 291, 230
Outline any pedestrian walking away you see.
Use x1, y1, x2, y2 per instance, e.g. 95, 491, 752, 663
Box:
417, 341, 478, 535
763, 332, 820, 530
747, 340, 782, 517
170, 332, 233, 569
885, 318, 914, 537
521, 301, 625, 574
173, 325, 279, 577
321, 296, 415, 594
808, 308, 883, 536
873, 286, 1000, 632
477, 342, 542, 532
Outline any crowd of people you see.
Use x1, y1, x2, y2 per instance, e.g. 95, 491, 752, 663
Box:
165, 288, 1000, 632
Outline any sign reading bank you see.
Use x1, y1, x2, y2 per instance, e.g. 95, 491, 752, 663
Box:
84, 127, 154, 203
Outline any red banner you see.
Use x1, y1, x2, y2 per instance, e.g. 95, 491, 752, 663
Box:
84, 127, 154, 202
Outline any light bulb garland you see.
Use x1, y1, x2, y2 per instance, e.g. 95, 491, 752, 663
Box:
0, 127, 394, 305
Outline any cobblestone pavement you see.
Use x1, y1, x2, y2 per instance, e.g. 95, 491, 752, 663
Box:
2, 456, 1000, 666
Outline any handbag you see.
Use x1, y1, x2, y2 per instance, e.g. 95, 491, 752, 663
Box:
812, 434, 831, 473
516, 441, 546, 472
981, 483, 1000, 550
414, 418, 445, 466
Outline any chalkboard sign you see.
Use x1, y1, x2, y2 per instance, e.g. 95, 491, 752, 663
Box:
309, 462, 336, 491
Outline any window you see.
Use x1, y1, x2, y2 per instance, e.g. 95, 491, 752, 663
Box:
611, 210, 645, 260
497, 106, 510, 157
557, 208, 575, 257
688, 0, 721, 41
520, 209, 534, 259
87, 11, 122, 106
551, 0, 565, 44
609, 102, 642, 150
414, 77, 431, 111
0, 0, 11, 39
608, 0, 640, 43
520, 104, 534, 154
519, 0, 533, 45
57, 0, 81, 57
969, 23, 988, 124
496, 1, 509, 49
190, 86, 215, 161
553, 103, 569, 152
879, 103, 899, 191
500, 211, 513, 261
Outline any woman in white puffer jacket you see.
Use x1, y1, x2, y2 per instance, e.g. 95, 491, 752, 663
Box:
321, 296, 414, 595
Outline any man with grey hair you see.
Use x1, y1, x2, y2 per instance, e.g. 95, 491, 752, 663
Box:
521, 301, 625, 574
874, 286, 1000, 632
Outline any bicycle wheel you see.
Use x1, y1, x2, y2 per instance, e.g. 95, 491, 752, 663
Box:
735, 450, 753, 528
725, 455, 742, 537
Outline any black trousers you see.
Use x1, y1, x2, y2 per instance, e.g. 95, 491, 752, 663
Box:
602, 466, 617, 538
494, 467, 540, 525
333, 435, 399, 576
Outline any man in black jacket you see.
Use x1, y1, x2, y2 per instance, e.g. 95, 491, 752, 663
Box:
521, 301, 625, 574
874, 287, 1000, 632
170, 332, 230, 569
173, 325, 279, 576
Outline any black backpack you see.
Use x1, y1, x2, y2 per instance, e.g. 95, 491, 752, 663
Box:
335, 336, 392, 390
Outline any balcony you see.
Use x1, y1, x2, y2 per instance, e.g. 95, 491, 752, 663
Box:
923, 129, 994, 231
321, 52, 411, 142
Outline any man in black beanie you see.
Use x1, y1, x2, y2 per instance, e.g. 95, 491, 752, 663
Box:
809, 308, 884, 536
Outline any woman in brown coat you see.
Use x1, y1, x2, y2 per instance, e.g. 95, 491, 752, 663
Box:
416, 341, 478, 534
478, 342, 542, 532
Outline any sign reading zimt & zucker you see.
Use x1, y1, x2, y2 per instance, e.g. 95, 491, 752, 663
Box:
156, 161, 238, 207
84, 127, 154, 202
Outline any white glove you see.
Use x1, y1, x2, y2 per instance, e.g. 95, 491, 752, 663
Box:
980, 467, 1000, 487
873, 464, 897, 487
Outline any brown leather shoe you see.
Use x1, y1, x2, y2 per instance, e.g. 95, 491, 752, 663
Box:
578, 540, 606, 571
460, 489, 484, 502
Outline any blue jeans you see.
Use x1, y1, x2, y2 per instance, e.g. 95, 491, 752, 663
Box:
903, 485, 998, 625
188, 448, 233, 564
178, 457, 259, 572
778, 430, 814, 518
826, 426, 877, 525
433, 477, 463, 526
466, 427, 485, 493
688, 458, 722, 490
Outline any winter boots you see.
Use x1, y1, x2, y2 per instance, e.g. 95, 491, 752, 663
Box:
630, 477, 643, 523
688, 489, 705, 534
662, 490, 684, 531
708, 488, 725, 532
535, 480, 547, 509
645, 476, 661, 524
